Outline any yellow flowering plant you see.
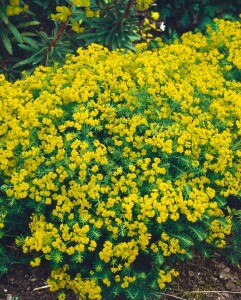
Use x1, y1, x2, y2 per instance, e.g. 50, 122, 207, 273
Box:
1, 17, 241, 299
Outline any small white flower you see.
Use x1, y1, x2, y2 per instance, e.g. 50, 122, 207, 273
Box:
160, 22, 166, 31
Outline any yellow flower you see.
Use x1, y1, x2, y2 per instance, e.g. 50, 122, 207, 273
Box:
151, 11, 160, 21
72, 0, 90, 7
30, 257, 41, 267
102, 277, 111, 287
51, 6, 71, 22
85, 8, 95, 18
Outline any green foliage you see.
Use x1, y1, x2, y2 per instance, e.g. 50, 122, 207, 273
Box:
0, 2, 39, 80
155, 0, 240, 34
76, 4, 139, 51
220, 204, 241, 265
13, 27, 73, 71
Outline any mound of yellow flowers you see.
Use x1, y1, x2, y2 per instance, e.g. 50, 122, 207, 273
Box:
0, 17, 241, 300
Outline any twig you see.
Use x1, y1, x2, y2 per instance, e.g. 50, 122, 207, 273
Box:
33, 285, 51, 292
0, 60, 10, 74
6, 245, 19, 251
156, 292, 188, 300
186, 290, 241, 295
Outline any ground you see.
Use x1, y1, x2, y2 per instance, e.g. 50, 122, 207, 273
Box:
163, 252, 241, 300
1, 252, 241, 300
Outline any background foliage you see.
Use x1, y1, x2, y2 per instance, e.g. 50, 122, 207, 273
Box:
155, 0, 241, 33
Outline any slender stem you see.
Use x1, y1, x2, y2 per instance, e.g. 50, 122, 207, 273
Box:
43, 4, 73, 66
43, 20, 68, 66
116, 0, 134, 27
121, 0, 134, 20
50, 20, 68, 49
0, 60, 10, 74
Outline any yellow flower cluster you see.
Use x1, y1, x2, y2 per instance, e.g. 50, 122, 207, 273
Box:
47, 265, 102, 300
206, 218, 232, 248
72, 0, 90, 7
0, 210, 6, 230
151, 232, 186, 256
6, 0, 28, 16
99, 240, 139, 268
22, 214, 92, 256
50, 0, 98, 32
141, 17, 162, 40
158, 269, 179, 289
51, 6, 72, 22
1, 17, 241, 299
136, 0, 154, 11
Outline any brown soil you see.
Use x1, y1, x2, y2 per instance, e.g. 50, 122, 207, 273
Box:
0, 265, 59, 300
0, 253, 241, 300
162, 253, 241, 300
